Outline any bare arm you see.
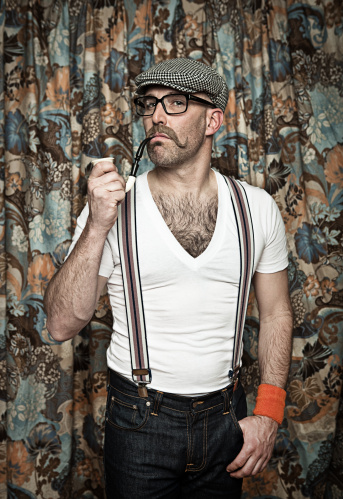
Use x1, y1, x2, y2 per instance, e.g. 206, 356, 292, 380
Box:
44, 227, 109, 341
44, 161, 126, 341
227, 268, 293, 477
254, 268, 293, 388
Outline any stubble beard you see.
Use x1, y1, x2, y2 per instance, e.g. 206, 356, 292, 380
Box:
147, 117, 207, 169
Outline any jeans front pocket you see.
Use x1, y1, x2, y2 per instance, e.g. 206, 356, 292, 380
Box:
229, 383, 247, 439
229, 402, 244, 438
106, 385, 150, 431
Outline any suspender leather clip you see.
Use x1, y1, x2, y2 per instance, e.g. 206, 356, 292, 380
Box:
133, 368, 150, 377
138, 383, 149, 398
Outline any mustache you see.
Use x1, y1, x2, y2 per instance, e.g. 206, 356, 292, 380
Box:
146, 125, 188, 148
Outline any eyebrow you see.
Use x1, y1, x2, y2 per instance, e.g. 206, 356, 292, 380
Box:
143, 90, 183, 97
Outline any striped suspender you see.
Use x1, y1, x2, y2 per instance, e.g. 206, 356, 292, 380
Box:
117, 177, 254, 394
222, 176, 255, 381
117, 184, 151, 397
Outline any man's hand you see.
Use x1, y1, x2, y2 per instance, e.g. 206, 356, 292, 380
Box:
226, 415, 278, 478
87, 160, 126, 234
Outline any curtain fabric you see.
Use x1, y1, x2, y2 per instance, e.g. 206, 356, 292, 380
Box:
0, 0, 342, 497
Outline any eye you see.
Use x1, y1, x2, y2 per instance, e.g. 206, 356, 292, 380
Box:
169, 97, 185, 107
136, 100, 146, 110
144, 99, 156, 109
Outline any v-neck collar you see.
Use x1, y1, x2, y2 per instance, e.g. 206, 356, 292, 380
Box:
139, 170, 227, 270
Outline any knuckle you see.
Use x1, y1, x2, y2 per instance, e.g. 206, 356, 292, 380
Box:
245, 443, 255, 455
235, 459, 245, 469
91, 186, 104, 198
117, 191, 125, 200
87, 178, 95, 189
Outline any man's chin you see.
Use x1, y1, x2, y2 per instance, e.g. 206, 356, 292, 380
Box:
148, 146, 169, 165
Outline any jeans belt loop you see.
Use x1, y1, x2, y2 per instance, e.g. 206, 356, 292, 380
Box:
151, 391, 163, 416
221, 388, 231, 415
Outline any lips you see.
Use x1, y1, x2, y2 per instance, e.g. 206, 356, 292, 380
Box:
150, 133, 171, 142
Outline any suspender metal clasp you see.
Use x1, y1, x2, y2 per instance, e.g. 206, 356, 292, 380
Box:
228, 367, 239, 380
228, 367, 240, 392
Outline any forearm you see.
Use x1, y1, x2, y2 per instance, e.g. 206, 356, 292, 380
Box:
257, 306, 293, 388
226, 304, 293, 478
227, 299, 293, 478
44, 221, 108, 341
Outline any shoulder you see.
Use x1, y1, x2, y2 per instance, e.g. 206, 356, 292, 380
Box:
220, 176, 285, 242
220, 175, 276, 210
235, 179, 270, 200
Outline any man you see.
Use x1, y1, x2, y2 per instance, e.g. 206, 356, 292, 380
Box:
44, 58, 293, 498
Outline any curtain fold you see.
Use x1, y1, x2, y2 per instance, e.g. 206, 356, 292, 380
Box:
0, 0, 6, 495
1, 0, 342, 497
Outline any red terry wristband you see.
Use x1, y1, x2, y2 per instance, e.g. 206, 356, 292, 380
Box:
253, 384, 286, 425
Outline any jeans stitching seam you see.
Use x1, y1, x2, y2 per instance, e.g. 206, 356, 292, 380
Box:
112, 396, 139, 410
161, 402, 222, 414
188, 415, 195, 469
187, 411, 208, 472
230, 403, 243, 437
186, 412, 192, 469
106, 409, 150, 431
109, 384, 142, 401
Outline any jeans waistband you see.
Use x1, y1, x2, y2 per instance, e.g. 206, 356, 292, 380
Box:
108, 369, 240, 414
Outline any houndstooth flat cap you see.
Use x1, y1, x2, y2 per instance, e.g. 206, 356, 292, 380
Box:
135, 58, 229, 112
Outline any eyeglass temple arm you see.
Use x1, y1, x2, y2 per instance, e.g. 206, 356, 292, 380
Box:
189, 95, 216, 108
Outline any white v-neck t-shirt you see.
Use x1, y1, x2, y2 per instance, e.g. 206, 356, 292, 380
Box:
69, 170, 288, 395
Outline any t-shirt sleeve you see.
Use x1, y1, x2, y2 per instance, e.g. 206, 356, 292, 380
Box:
65, 203, 114, 278
255, 190, 289, 274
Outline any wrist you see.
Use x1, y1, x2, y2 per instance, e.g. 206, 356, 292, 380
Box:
85, 217, 112, 239
253, 414, 279, 427
253, 383, 286, 425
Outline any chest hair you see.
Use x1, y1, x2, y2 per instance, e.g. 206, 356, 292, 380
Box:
153, 193, 218, 258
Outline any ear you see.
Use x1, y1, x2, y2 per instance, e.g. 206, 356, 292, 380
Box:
205, 108, 224, 136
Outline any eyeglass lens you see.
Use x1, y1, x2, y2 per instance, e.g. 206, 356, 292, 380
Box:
136, 94, 188, 116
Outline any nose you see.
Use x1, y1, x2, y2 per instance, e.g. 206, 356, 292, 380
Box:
152, 101, 167, 125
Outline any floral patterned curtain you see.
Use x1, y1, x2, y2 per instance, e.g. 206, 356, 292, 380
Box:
0, 0, 342, 497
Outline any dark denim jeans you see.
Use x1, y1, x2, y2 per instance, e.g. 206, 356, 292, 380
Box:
104, 370, 246, 499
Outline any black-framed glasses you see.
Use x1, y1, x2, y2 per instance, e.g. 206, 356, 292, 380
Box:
134, 93, 217, 116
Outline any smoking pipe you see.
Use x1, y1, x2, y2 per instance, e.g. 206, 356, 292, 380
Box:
125, 136, 153, 192
90, 136, 152, 193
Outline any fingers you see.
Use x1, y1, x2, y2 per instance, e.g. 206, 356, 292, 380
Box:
91, 182, 126, 204
86, 160, 126, 232
88, 162, 126, 193
89, 159, 117, 178
90, 171, 126, 192
226, 444, 252, 478
89, 174, 126, 208
226, 415, 277, 478
227, 450, 267, 478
